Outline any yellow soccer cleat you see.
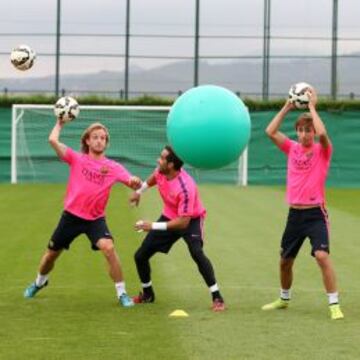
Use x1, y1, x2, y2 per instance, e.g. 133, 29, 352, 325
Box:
261, 298, 289, 311
329, 304, 344, 320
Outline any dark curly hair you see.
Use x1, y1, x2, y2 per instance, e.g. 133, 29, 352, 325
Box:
164, 145, 184, 170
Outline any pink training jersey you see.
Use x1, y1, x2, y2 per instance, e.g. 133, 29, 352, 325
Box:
279, 138, 332, 205
153, 168, 206, 220
61, 147, 132, 220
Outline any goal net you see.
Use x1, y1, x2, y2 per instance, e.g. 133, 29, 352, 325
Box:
11, 105, 248, 185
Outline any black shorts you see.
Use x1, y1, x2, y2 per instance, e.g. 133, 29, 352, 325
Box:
48, 211, 113, 251
281, 206, 330, 258
139, 215, 204, 254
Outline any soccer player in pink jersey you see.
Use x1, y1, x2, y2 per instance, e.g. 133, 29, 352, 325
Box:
24, 120, 141, 307
130, 146, 225, 312
262, 87, 344, 320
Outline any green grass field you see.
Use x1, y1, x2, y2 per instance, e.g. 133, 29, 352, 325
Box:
1, 184, 359, 360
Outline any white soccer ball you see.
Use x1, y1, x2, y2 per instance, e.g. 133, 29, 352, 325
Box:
10, 44, 36, 71
288, 82, 312, 109
54, 96, 80, 122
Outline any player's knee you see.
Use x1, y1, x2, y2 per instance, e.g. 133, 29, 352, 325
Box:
190, 247, 206, 263
44, 249, 61, 262
314, 250, 329, 266
134, 248, 147, 264
99, 241, 115, 257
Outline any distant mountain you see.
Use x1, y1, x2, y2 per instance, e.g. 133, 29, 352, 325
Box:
1, 56, 360, 98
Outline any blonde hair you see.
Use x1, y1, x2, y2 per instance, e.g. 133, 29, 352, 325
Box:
295, 112, 314, 131
81, 122, 110, 153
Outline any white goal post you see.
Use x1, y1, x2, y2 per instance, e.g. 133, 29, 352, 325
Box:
11, 104, 248, 185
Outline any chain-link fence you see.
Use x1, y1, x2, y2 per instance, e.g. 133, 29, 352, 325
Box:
0, 0, 360, 100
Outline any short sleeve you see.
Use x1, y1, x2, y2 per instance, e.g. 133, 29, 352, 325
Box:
279, 138, 293, 155
114, 163, 132, 185
61, 147, 79, 165
320, 142, 333, 160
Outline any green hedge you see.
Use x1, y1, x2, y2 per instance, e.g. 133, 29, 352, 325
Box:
0, 95, 173, 107
2, 94, 360, 111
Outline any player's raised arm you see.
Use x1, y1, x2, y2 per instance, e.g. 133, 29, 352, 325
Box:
48, 119, 67, 159
265, 100, 294, 148
129, 173, 157, 207
307, 88, 331, 149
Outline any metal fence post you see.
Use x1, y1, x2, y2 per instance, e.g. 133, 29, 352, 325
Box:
262, 0, 271, 101
55, 0, 61, 97
331, 0, 338, 100
124, 0, 130, 100
194, 0, 200, 87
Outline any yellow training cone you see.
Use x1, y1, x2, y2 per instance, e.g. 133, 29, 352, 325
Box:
169, 309, 189, 317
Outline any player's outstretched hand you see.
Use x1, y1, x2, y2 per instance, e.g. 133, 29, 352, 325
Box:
129, 176, 142, 190
129, 192, 141, 207
306, 87, 318, 108
284, 98, 295, 111
134, 220, 152, 232
57, 117, 66, 126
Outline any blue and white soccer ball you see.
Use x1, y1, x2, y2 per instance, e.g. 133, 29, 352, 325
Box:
288, 82, 312, 109
10, 44, 36, 71
54, 96, 80, 123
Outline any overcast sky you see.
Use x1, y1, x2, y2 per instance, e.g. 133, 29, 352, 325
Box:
0, 0, 360, 78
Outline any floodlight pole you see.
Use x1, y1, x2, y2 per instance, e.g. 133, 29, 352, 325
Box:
124, 0, 131, 100
262, 0, 271, 100
55, 0, 61, 97
331, 0, 338, 100
194, 0, 200, 87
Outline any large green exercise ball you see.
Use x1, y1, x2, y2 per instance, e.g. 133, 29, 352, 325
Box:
166, 85, 251, 169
